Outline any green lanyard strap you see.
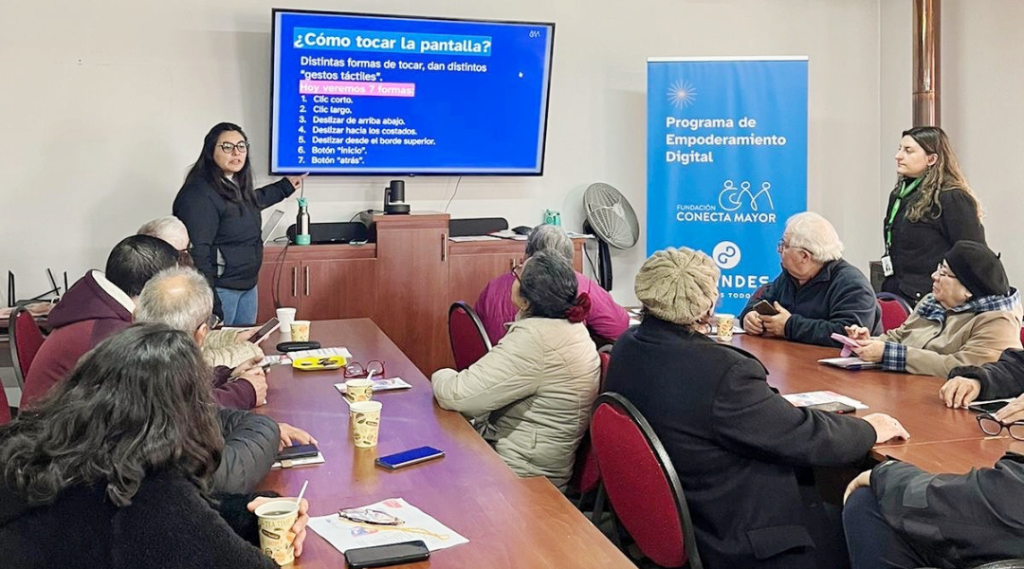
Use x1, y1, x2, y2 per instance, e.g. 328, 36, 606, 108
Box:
885, 177, 923, 252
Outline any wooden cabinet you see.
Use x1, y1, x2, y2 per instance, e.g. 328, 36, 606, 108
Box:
256, 246, 377, 323
372, 213, 450, 375
256, 218, 589, 375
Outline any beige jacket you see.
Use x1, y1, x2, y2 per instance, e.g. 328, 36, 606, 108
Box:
202, 329, 264, 369
880, 292, 1023, 377
432, 317, 600, 489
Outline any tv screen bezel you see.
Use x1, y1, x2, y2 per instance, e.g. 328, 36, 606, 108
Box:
269, 8, 556, 177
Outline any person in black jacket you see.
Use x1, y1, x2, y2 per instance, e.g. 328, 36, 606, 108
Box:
173, 122, 305, 325
881, 126, 985, 306
941, 348, 1024, 409
741, 212, 881, 347
0, 324, 310, 568
843, 455, 1024, 569
607, 247, 910, 569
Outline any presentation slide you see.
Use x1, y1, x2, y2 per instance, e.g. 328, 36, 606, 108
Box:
271, 11, 555, 175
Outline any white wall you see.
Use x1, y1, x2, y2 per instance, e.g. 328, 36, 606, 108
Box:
0, 0, 885, 307
880, 0, 1024, 290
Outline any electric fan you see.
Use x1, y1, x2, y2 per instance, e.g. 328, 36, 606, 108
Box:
582, 182, 640, 290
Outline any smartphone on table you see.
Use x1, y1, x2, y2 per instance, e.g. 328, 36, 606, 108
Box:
967, 400, 1011, 414
375, 446, 445, 470
274, 443, 319, 461
752, 300, 779, 316
248, 317, 280, 344
344, 540, 430, 568
806, 401, 857, 414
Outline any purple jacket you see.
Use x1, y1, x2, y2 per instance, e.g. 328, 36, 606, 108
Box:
474, 272, 629, 346
211, 366, 257, 410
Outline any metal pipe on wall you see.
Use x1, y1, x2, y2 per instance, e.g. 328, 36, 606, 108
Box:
913, 0, 941, 126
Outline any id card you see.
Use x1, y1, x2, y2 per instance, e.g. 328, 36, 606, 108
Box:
881, 255, 894, 277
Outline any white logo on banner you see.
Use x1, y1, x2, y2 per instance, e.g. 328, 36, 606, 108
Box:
718, 180, 775, 212
713, 241, 741, 269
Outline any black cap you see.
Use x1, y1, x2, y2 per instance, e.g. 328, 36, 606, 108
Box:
944, 241, 1009, 298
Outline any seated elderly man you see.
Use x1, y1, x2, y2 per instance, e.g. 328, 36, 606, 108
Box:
848, 241, 1022, 378
134, 267, 316, 493
741, 212, 881, 347
475, 224, 628, 345
22, 235, 179, 406
138, 216, 264, 368
607, 247, 908, 569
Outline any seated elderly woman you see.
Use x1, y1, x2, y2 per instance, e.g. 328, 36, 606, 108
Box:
432, 251, 600, 490
848, 240, 1022, 378
0, 324, 310, 567
605, 247, 908, 569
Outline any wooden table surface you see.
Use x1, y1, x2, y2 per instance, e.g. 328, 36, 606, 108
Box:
729, 334, 1011, 471
257, 319, 631, 568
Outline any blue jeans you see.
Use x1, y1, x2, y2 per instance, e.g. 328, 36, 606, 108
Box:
216, 286, 258, 326
844, 487, 929, 569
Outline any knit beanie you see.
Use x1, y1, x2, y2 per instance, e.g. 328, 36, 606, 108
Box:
944, 241, 1009, 298
634, 247, 720, 325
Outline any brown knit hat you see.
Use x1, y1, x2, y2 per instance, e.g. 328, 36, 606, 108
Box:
635, 247, 720, 325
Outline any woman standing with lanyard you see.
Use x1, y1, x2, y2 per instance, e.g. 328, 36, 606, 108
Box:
174, 123, 305, 325
881, 126, 984, 306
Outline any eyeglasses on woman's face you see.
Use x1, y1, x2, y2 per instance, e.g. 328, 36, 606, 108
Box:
218, 141, 249, 154
934, 263, 957, 280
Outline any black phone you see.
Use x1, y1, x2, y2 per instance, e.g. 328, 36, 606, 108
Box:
275, 443, 319, 461
375, 446, 445, 470
968, 400, 1010, 414
806, 401, 857, 414
752, 300, 779, 316
344, 540, 430, 568
249, 317, 280, 344
276, 341, 321, 352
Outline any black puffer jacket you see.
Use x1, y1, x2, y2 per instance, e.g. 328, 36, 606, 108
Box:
173, 177, 294, 316
213, 409, 279, 494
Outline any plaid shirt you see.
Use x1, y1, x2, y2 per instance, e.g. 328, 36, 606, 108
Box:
882, 289, 1022, 372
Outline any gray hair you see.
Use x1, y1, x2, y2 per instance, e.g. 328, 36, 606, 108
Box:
138, 216, 189, 252
784, 212, 844, 263
525, 224, 573, 263
519, 251, 578, 319
135, 267, 213, 333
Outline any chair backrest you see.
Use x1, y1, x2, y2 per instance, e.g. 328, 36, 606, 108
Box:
448, 302, 492, 372
590, 392, 702, 569
876, 292, 912, 332
10, 306, 46, 389
570, 351, 612, 495
1019, 326, 1024, 347
0, 385, 10, 425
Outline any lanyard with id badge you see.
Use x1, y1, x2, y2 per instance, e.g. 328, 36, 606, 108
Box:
881, 177, 923, 276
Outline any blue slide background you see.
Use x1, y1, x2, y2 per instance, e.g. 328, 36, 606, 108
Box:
272, 12, 554, 175
647, 58, 808, 315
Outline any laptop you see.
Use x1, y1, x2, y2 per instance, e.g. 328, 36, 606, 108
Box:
262, 209, 286, 244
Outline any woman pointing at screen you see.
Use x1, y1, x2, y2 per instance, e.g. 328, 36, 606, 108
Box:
173, 122, 306, 325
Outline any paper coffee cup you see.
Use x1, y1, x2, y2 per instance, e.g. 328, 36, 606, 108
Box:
345, 379, 374, 402
351, 401, 382, 448
290, 320, 311, 342
255, 499, 299, 566
716, 314, 735, 342
276, 307, 297, 329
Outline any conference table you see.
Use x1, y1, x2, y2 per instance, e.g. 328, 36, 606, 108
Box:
256, 319, 632, 568
730, 333, 1016, 473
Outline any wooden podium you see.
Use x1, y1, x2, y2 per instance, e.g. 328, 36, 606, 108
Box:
257, 213, 585, 374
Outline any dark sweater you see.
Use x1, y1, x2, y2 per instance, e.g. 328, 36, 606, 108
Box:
0, 469, 278, 569
606, 317, 877, 569
740, 259, 882, 347
173, 177, 294, 318
22, 272, 132, 407
882, 186, 985, 304
949, 348, 1024, 400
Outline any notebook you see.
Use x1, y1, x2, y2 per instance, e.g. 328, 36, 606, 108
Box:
818, 357, 881, 370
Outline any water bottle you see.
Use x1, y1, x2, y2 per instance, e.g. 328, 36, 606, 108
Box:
295, 198, 311, 245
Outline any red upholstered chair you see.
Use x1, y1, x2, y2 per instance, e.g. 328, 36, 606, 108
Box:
0, 385, 10, 425
10, 305, 46, 389
448, 302, 492, 372
590, 392, 703, 569
569, 351, 611, 496
1019, 326, 1024, 347
876, 293, 912, 332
